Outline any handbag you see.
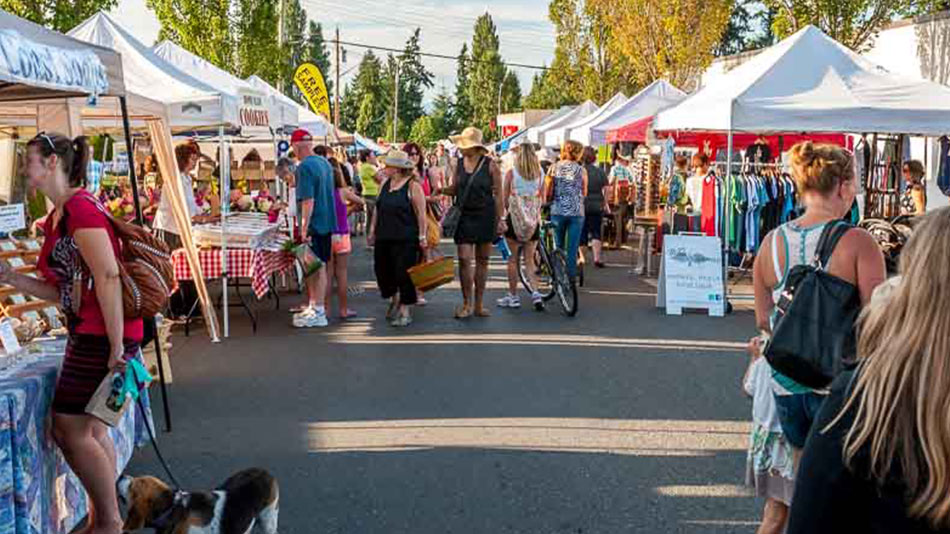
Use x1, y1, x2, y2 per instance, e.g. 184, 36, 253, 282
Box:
425, 205, 442, 249
442, 157, 485, 239
764, 222, 860, 389
508, 194, 540, 241
408, 256, 455, 292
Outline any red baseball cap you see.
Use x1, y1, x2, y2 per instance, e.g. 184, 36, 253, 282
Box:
290, 129, 313, 144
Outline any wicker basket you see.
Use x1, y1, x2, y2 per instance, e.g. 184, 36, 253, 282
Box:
408, 256, 455, 292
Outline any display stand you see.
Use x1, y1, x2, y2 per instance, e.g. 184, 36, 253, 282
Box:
656, 233, 726, 316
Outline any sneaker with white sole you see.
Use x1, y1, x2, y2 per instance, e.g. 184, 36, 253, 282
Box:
532, 291, 544, 311
496, 294, 521, 308
293, 308, 329, 328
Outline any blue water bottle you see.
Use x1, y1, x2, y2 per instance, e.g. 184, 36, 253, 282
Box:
493, 236, 511, 260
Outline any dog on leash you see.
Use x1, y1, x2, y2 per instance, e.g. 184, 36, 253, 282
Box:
118, 468, 279, 534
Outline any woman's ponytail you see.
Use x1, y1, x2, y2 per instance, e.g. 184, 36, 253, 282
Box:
69, 136, 90, 188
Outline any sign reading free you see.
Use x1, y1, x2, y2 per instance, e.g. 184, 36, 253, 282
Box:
293, 63, 330, 118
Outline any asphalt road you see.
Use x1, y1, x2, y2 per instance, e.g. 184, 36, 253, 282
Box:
129, 242, 760, 534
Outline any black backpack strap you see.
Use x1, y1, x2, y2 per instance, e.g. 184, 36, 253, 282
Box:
814, 221, 852, 269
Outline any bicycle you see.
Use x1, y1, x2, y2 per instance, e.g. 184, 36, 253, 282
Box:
517, 220, 578, 317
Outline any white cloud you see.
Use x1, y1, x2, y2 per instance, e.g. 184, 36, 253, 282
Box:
109, 0, 555, 101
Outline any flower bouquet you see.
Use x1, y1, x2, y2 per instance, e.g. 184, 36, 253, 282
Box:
282, 239, 323, 278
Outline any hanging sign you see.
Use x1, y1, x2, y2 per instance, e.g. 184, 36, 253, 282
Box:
238, 90, 271, 135
293, 63, 331, 118
657, 234, 726, 317
0, 30, 108, 97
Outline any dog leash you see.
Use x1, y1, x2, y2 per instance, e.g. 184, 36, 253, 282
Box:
132, 377, 184, 491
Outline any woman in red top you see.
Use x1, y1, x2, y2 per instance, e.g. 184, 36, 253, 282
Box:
0, 133, 141, 534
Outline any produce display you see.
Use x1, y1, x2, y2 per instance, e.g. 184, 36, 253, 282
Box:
0, 238, 64, 339
192, 213, 281, 249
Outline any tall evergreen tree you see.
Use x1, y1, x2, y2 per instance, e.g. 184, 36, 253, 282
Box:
467, 13, 507, 140
501, 70, 522, 114
452, 44, 474, 132
305, 22, 334, 100
234, 0, 281, 83
341, 51, 386, 138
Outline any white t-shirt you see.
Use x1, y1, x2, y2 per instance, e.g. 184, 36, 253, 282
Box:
686, 174, 704, 213
154, 171, 199, 235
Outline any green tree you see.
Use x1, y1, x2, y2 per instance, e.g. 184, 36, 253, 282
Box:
717, 0, 760, 55
524, 68, 570, 109
452, 44, 474, 131
589, 0, 732, 91
148, 0, 233, 69
342, 51, 386, 138
281, 0, 308, 96
382, 29, 435, 142
409, 115, 446, 148
2, 0, 117, 31
431, 86, 456, 135
765, 0, 917, 51
304, 22, 333, 101
501, 70, 522, 113
234, 0, 281, 83
467, 13, 507, 140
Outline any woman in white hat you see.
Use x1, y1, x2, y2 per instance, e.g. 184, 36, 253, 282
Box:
439, 127, 505, 319
368, 150, 428, 327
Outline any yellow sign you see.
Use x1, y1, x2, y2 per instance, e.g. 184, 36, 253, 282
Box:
293, 63, 331, 118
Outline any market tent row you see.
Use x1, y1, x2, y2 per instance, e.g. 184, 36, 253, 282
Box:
654, 25, 950, 136
594, 80, 687, 146
244, 75, 352, 143
0, 9, 221, 340
495, 105, 573, 153
545, 92, 627, 148
528, 101, 598, 146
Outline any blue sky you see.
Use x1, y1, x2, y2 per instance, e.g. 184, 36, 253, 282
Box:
111, 0, 556, 101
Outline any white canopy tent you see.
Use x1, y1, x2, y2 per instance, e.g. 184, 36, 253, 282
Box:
528, 100, 597, 145
68, 12, 237, 131
505, 105, 574, 150
654, 25, 950, 136
585, 80, 687, 146
153, 40, 294, 136
544, 92, 626, 148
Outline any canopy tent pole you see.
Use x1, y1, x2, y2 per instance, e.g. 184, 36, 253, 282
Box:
120, 96, 173, 432
724, 109, 735, 313
219, 127, 230, 338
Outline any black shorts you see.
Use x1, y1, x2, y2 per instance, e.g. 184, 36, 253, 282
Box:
504, 215, 539, 242
310, 233, 332, 263
581, 212, 603, 245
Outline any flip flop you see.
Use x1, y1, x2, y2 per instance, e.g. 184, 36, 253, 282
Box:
454, 305, 473, 320
474, 308, 491, 318
340, 310, 359, 320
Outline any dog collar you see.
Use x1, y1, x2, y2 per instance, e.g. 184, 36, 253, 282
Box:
151, 490, 189, 530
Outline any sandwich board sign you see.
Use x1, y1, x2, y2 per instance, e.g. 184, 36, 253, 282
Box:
656, 233, 726, 316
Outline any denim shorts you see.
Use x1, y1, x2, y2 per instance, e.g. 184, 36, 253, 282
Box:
773, 391, 826, 449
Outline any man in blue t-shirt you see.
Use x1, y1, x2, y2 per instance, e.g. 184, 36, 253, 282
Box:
291, 129, 337, 328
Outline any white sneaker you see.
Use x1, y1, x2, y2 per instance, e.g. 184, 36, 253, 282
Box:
496, 294, 521, 308
293, 308, 329, 328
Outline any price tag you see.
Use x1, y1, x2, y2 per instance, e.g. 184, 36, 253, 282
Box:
0, 241, 16, 251
9, 294, 25, 304
0, 205, 25, 234
7, 257, 24, 268
0, 318, 21, 355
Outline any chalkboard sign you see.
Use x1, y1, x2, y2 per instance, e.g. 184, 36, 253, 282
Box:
657, 234, 726, 316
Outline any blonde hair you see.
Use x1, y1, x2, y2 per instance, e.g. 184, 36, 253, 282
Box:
514, 145, 541, 182
560, 140, 583, 162
788, 141, 854, 195
832, 207, 950, 527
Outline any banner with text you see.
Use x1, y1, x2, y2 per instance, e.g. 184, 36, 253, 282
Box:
293, 63, 331, 119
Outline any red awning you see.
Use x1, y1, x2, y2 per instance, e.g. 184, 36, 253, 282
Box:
606, 116, 852, 154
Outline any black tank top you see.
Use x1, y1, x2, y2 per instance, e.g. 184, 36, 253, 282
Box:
375, 179, 419, 241
456, 156, 493, 212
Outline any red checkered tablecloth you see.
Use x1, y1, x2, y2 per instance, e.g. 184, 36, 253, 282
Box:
171, 247, 295, 299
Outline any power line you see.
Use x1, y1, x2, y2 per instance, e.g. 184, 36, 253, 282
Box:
332, 39, 548, 71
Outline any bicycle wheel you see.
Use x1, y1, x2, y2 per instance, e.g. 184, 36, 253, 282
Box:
551, 249, 578, 317
520, 244, 555, 299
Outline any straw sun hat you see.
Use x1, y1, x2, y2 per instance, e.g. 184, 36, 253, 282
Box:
382, 149, 415, 170
449, 126, 488, 152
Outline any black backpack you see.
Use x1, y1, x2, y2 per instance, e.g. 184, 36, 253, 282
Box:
764, 222, 860, 389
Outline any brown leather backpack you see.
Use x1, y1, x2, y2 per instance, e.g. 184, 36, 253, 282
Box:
70, 195, 175, 319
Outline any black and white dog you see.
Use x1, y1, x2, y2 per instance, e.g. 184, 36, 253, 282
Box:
118, 468, 279, 534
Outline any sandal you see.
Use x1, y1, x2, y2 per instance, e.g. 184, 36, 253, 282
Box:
340, 310, 358, 320
474, 308, 491, 318
454, 304, 473, 320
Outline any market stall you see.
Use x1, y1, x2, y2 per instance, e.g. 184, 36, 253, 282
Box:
650, 25, 950, 310
590, 80, 686, 147
68, 11, 224, 341
0, 10, 154, 534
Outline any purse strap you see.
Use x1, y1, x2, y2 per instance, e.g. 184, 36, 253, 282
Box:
454, 156, 485, 208
814, 221, 853, 270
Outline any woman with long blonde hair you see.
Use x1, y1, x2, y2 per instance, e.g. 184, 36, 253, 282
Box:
788, 207, 950, 534
497, 140, 544, 310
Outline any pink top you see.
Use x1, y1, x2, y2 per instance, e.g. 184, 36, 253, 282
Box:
37, 190, 144, 340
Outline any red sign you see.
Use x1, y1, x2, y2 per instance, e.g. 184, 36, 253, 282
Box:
502, 125, 520, 138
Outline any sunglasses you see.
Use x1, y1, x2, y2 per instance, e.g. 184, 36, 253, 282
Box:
33, 132, 56, 151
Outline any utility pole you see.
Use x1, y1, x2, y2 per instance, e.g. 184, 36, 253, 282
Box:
393, 62, 400, 143
334, 27, 341, 130
277, 0, 285, 92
